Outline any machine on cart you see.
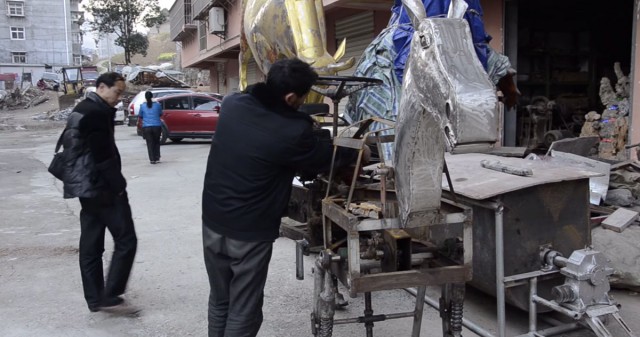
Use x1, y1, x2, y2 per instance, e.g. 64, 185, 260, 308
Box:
292, 76, 474, 337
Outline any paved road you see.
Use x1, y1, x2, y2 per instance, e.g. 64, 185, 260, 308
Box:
1, 125, 638, 337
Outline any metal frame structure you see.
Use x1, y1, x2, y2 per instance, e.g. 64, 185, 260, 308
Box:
309, 117, 473, 337
406, 191, 638, 337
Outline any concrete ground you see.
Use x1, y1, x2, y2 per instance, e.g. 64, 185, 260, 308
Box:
0, 115, 639, 336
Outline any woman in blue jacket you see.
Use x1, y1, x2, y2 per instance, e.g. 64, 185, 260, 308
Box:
138, 91, 163, 164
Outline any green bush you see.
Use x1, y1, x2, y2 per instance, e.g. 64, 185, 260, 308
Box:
157, 53, 175, 62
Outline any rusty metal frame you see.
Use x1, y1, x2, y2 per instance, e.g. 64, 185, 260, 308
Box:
320, 118, 473, 298
321, 197, 472, 297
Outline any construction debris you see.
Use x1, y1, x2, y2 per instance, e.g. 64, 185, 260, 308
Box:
601, 207, 639, 232
124, 67, 190, 95
31, 107, 73, 122
0, 85, 49, 110
593, 225, 640, 291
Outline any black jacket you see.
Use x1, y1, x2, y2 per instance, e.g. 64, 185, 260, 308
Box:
202, 83, 356, 242
62, 92, 126, 199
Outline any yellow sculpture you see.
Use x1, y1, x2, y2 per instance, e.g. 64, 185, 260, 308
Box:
240, 0, 354, 101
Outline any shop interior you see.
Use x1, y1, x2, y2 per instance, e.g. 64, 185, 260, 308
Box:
511, 0, 633, 149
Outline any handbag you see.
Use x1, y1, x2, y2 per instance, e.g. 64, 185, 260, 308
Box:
48, 128, 67, 181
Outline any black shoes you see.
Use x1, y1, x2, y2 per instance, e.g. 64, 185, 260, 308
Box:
88, 296, 141, 316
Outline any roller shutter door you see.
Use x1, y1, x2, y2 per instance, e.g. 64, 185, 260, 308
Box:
335, 11, 374, 114
246, 59, 264, 86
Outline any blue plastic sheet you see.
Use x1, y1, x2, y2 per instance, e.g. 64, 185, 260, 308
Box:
391, 0, 491, 82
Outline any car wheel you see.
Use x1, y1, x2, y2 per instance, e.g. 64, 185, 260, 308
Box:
170, 138, 183, 143
160, 125, 168, 145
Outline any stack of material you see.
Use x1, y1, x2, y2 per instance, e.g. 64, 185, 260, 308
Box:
31, 107, 73, 121
0, 86, 49, 110
580, 62, 631, 161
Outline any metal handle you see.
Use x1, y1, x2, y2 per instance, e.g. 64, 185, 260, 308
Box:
295, 239, 309, 280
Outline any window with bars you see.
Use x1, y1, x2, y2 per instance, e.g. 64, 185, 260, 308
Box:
11, 52, 26, 63
10, 27, 25, 40
8, 1, 24, 16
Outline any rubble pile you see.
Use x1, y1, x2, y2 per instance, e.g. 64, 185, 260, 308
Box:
0, 86, 49, 110
31, 107, 73, 122
580, 62, 631, 161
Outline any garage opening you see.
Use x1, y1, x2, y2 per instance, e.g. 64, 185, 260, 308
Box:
512, 0, 633, 149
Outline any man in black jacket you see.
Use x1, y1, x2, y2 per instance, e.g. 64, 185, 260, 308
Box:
201, 58, 357, 336
63, 72, 138, 314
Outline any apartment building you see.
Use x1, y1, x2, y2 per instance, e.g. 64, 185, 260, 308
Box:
0, 0, 84, 85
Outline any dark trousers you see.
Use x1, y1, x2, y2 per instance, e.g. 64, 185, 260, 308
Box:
79, 192, 137, 309
143, 126, 161, 162
203, 225, 274, 337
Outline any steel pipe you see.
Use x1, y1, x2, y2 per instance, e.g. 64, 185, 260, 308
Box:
495, 205, 506, 337
532, 295, 582, 320
404, 288, 495, 337
529, 277, 537, 333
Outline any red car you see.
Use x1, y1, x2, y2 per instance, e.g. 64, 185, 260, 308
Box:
137, 93, 222, 144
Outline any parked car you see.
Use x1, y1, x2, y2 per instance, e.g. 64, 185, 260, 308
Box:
127, 88, 194, 126
40, 72, 61, 91
207, 92, 224, 100
136, 92, 221, 144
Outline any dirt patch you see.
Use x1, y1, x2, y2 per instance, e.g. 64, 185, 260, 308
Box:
0, 90, 67, 132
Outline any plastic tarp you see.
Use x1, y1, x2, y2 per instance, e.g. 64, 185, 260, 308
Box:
391, 0, 490, 82
345, 0, 512, 140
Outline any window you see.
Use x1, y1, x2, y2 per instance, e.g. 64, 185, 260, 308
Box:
11, 52, 26, 64
72, 33, 82, 44
7, 2, 24, 16
193, 98, 220, 111
10, 27, 25, 40
163, 97, 190, 110
199, 21, 207, 51
73, 56, 82, 65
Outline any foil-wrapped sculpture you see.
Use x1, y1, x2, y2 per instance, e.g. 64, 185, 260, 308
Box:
240, 0, 355, 100
394, 0, 499, 227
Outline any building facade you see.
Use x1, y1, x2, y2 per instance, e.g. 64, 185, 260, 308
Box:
170, 0, 640, 154
0, 0, 84, 85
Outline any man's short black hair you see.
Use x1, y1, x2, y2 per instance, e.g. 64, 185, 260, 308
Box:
266, 58, 318, 98
96, 72, 125, 88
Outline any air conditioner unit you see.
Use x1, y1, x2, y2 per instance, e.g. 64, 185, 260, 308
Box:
208, 7, 225, 35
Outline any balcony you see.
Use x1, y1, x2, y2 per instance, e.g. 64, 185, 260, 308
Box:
170, 0, 197, 42
192, 0, 212, 20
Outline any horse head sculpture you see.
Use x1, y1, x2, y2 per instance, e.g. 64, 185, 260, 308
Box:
394, 0, 499, 228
